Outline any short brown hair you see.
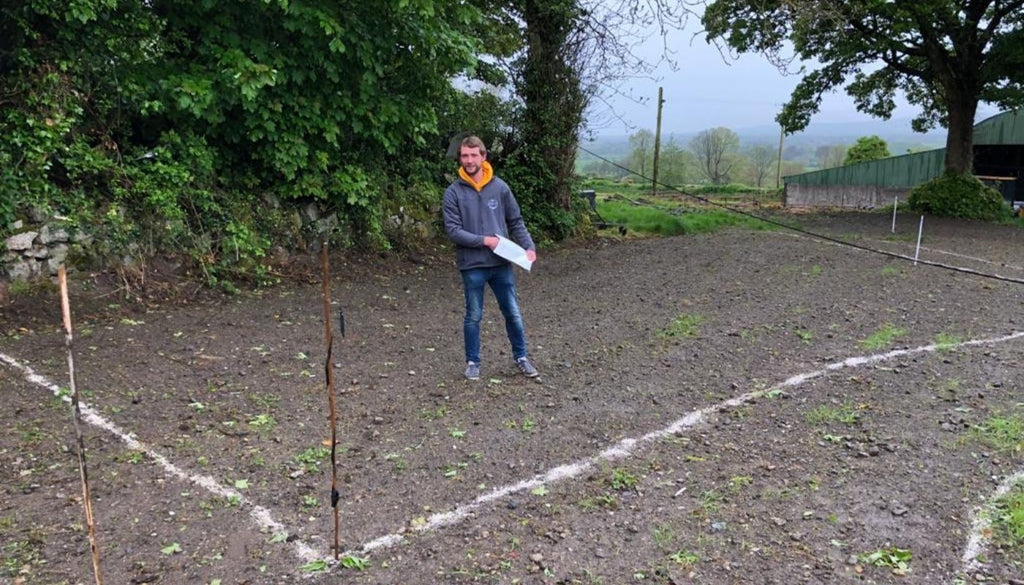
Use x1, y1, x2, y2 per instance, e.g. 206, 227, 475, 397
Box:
460, 135, 487, 156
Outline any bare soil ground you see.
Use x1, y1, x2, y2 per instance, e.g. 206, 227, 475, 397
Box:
2, 211, 1024, 585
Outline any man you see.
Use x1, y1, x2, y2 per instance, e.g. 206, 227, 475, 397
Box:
442, 135, 539, 381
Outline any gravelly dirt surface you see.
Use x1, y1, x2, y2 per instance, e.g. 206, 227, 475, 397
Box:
2, 211, 1024, 585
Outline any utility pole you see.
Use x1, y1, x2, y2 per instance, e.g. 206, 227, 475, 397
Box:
775, 124, 785, 190
652, 87, 664, 198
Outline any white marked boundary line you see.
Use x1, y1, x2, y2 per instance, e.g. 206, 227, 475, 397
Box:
5, 331, 1024, 576
962, 468, 1024, 572
345, 330, 1024, 580
771, 230, 1024, 282
0, 351, 319, 564
865, 238, 1024, 273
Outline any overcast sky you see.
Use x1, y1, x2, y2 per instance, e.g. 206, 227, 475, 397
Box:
587, 22, 1002, 137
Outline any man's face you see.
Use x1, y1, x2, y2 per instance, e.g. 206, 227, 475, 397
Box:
459, 146, 485, 177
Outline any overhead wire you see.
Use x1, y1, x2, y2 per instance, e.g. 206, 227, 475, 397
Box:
579, 145, 1024, 286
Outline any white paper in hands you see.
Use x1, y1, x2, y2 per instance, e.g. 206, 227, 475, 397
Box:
493, 236, 533, 271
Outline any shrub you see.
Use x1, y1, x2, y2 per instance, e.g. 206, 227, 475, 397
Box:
844, 135, 890, 165
907, 172, 1011, 221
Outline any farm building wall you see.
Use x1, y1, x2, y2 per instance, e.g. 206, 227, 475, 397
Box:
784, 184, 910, 208
784, 148, 946, 189
783, 110, 1024, 208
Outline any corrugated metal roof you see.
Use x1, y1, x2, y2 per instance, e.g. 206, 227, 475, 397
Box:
974, 110, 1024, 145
784, 110, 1024, 186
785, 147, 945, 186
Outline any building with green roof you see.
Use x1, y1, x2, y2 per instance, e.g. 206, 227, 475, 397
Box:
784, 110, 1024, 210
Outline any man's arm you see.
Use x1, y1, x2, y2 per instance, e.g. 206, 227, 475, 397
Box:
442, 187, 488, 248
502, 185, 536, 258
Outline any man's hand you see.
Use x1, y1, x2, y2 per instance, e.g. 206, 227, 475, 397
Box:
483, 236, 499, 249
526, 249, 537, 262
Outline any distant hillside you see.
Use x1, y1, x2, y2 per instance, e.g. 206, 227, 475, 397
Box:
579, 118, 948, 166
735, 118, 946, 146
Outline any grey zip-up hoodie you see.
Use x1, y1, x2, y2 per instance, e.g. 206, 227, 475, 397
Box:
442, 162, 535, 271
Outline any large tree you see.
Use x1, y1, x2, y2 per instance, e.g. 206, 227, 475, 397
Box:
628, 129, 656, 176
745, 144, 777, 187
658, 140, 696, 186
689, 127, 739, 184
845, 135, 891, 165
506, 0, 588, 220
702, 0, 1024, 175
817, 144, 848, 169
498, 0, 680, 236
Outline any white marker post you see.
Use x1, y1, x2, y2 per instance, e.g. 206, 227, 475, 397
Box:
891, 196, 898, 233
914, 215, 924, 265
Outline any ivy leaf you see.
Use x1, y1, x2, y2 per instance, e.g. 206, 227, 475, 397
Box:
161, 542, 182, 555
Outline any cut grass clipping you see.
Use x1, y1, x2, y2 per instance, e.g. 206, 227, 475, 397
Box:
596, 198, 770, 236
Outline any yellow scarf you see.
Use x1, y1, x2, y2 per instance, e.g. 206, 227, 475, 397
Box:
458, 160, 494, 192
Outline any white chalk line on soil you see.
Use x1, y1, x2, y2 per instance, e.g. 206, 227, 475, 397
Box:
773, 230, 1024, 280
345, 330, 1024, 578
5, 331, 1024, 576
0, 352, 320, 564
962, 468, 1024, 571
865, 238, 1024, 273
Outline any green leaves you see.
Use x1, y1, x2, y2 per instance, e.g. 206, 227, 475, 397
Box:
702, 0, 1024, 175
0, 0, 592, 263
858, 546, 911, 574
160, 542, 182, 555
844, 136, 891, 166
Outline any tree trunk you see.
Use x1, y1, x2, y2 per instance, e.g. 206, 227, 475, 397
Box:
516, 0, 584, 212
943, 94, 978, 175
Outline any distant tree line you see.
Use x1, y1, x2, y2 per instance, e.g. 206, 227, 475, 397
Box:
578, 129, 899, 187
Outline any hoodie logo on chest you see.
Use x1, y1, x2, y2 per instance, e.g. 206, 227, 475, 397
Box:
487, 199, 498, 210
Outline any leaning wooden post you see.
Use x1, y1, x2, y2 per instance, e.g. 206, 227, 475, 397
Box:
320, 242, 341, 559
58, 266, 104, 585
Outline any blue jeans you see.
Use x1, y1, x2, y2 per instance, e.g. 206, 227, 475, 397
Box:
461, 264, 527, 364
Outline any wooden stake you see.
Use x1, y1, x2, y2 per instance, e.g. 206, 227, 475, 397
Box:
58, 266, 104, 585
320, 242, 341, 559
914, 215, 925, 265
891, 196, 898, 233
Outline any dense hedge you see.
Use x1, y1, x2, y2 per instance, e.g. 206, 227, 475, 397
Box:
907, 172, 1011, 221
1, 1, 593, 284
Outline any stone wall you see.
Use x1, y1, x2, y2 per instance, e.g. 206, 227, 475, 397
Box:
2, 221, 92, 280
2, 196, 435, 284
784, 184, 910, 209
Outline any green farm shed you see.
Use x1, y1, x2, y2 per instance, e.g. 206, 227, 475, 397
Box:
784, 110, 1024, 210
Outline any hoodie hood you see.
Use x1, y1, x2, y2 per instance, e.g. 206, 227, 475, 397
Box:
458, 160, 494, 192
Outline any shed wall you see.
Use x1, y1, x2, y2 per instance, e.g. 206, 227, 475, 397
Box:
784, 148, 945, 188
784, 184, 909, 208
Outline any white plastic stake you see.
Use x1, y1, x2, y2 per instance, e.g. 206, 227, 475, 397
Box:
891, 196, 898, 233
914, 215, 924, 265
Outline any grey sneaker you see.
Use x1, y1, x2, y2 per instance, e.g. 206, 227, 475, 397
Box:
464, 361, 480, 380
516, 357, 539, 378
